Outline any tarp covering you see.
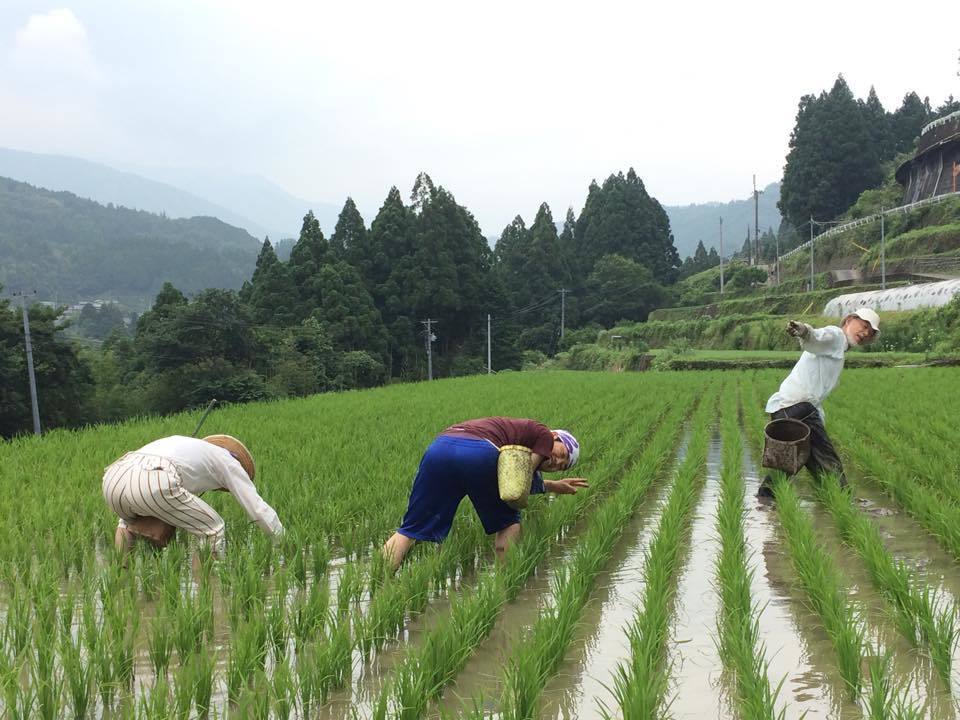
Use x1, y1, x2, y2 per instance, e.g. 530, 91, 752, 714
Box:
823, 279, 960, 316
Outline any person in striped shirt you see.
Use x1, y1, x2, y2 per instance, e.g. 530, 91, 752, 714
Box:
102, 434, 283, 554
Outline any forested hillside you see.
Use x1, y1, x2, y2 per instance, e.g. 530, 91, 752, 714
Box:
0, 177, 260, 307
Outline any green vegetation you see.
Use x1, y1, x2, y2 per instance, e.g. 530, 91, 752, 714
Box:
715, 390, 784, 719
602, 390, 713, 718
0, 176, 260, 305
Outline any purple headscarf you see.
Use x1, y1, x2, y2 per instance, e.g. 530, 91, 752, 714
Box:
551, 429, 580, 469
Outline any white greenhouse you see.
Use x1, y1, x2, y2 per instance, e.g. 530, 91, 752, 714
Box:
823, 279, 960, 317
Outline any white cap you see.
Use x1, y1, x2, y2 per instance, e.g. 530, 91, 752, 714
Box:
850, 307, 880, 333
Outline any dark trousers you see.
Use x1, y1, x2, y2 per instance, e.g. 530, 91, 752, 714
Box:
768, 402, 847, 487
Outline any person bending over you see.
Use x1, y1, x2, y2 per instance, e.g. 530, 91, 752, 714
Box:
383, 417, 586, 570
103, 434, 283, 554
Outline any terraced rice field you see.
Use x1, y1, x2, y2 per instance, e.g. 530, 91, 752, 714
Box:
1, 369, 959, 718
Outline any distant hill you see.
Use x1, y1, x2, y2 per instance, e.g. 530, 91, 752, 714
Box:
0, 177, 260, 309
0, 147, 341, 241
125, 164, 341, 241
664, 183, 781, 258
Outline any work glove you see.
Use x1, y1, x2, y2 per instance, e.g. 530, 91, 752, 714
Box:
786, 320, 812, 339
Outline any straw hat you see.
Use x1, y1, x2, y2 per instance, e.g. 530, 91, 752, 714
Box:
203, 434, 255, 480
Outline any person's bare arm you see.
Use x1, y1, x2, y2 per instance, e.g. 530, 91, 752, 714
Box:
543, 478, 589, 494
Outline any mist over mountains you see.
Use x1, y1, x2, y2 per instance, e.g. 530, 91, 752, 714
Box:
0, 147, 340, 241
663, 182, 781, 258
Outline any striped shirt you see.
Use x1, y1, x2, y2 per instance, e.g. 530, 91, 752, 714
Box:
107, 435, 282, 537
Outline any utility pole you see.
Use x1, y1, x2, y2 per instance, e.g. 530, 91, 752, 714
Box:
880, 208, 886, 290
559, 288, 567, 339
719, 216, 725, 294
486, 313, 492, 374
13, 291, 41, 435
809, 217, 815, 292
775, 228, 781, 285
421, 319, 436, 381
753, 175, 762, 266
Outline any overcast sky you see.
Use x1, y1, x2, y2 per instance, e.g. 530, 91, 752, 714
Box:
1, 0, 958, 236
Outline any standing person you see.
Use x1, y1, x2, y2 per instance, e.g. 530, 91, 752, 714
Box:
383, 418, 586, 570
103, 434, 283, 553
757, 309, 879, 499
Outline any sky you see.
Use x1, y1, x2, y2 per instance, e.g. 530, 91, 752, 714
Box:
0, 0, 958, 236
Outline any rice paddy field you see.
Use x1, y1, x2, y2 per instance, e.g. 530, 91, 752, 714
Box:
2, 368, 960, 719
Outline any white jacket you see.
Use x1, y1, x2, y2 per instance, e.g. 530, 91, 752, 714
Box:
765, 325, 849, 420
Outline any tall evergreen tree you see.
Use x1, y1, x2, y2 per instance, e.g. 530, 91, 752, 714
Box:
573, 169, 680, 284
309, 261, 389, 361
410, 172, 437, 215
240, 238, 297, 325
891, 91, 932, 155
862, 86, 894, 161
527, 203, 567, 288
287, 211, 331, 321
330, 197, 368, 261
779, 76, 884, 228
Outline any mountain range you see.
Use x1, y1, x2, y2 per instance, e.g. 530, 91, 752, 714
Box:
0, 147, 340, 241
0, 176, 261, 309
663, 182, 781, 259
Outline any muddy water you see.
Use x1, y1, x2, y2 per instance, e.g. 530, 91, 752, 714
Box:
741, 447, 858, 720
797, 480, 958, 715
846, 479, 960, 711
526, 432, 693, 719
664, 432, 730, 719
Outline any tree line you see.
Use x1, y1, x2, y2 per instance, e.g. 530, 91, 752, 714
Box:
779, 77, 959, 233
1, 168, 681, 437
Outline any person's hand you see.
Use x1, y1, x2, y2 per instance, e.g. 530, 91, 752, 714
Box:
546, 478, 589, 495
786, 320, 810, 339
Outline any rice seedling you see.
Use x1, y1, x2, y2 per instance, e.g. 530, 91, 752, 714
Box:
267, 593, 290, 660
226, 616, 268, 702
601, 394, 713, 720
714, 390, 784, 720
290, 581, 330, 656
192, 649, 216, 720
270, 655, 295, 720
385, 382, 708, 718
173, 657, 195, 720
497, 392, 709, 719
173, 592, 209, 661
145, 607, 171, 679
866, 653, 923, 720
139, 675, 170, 720
30, 638, 63, 720
815, 477, 957, 681
60, 634, 93, 720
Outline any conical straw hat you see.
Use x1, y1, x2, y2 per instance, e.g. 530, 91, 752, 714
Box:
203, 434, 255, 481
